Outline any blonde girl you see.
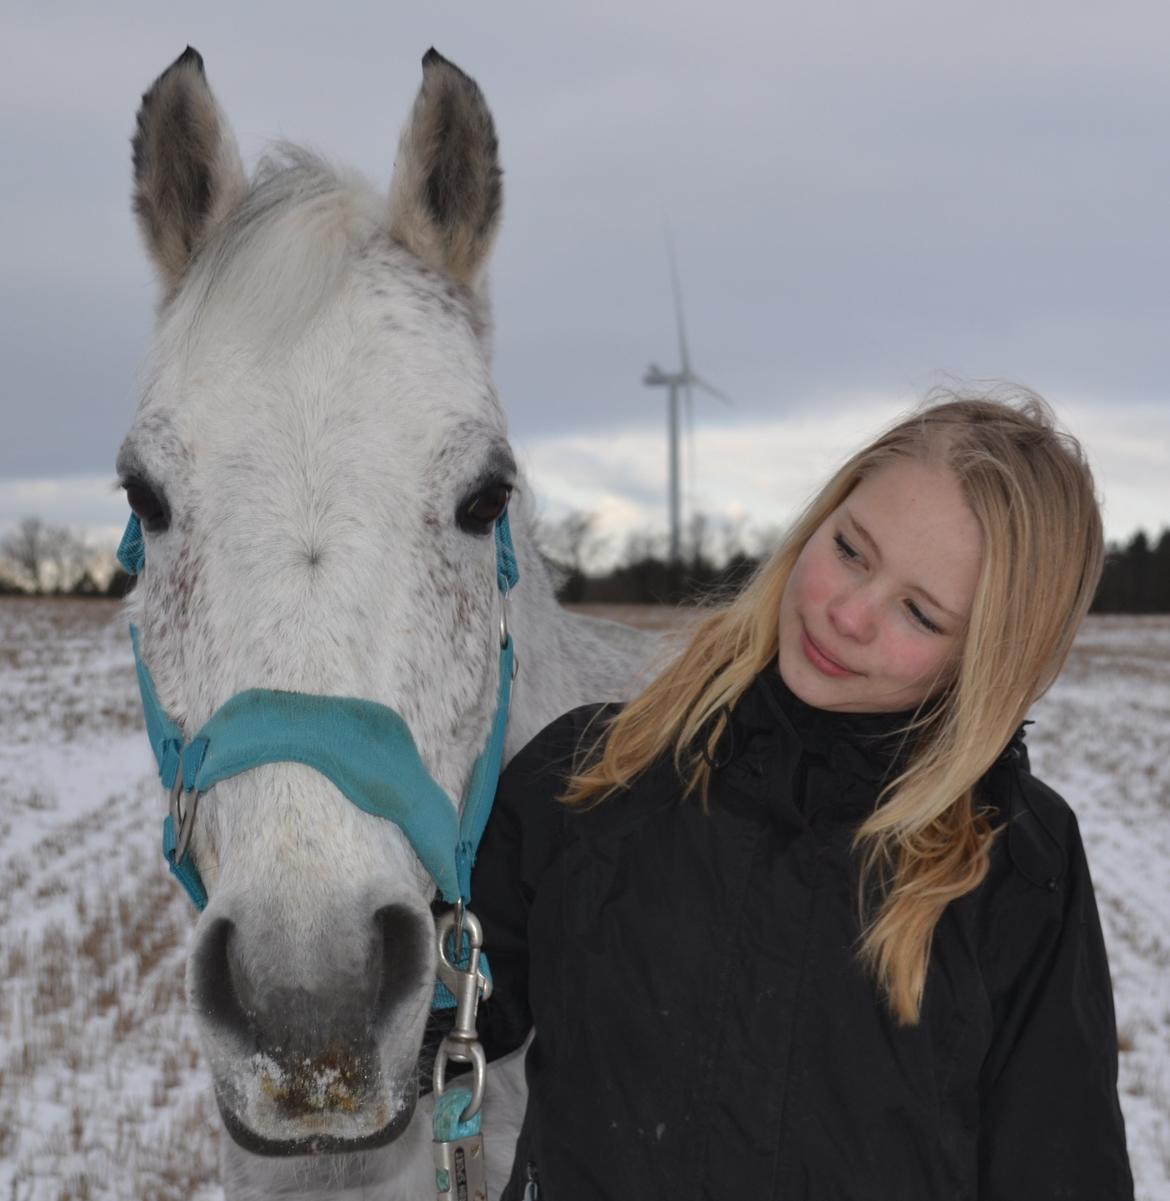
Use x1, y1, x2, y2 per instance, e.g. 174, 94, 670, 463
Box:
474, 393, 1132, 1201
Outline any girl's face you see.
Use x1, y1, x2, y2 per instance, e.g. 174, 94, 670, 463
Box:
777, 458, 983, 713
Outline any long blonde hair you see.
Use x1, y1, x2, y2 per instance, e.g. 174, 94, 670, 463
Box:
563, 391, 1104, 1024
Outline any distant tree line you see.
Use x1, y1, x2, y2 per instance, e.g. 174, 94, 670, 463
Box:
539, 510, 780, 607
1091, 529, 1170, 613
0, 516, 132, 597
539, 510, 1170, 614
2, 512, 1169, 613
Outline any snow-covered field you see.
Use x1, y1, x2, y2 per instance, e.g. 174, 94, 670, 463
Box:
1, 598, 1167, 1200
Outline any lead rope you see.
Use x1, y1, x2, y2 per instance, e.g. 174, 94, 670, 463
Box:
433, 904, 491, 1200
429, 541, 520, 1199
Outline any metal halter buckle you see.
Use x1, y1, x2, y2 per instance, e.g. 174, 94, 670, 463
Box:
499, 592, 519, 681
168, 773, 201, 864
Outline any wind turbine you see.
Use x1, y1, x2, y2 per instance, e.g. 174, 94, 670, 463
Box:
643, 232, 732, 566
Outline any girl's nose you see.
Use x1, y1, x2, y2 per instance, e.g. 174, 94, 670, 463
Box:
828, 588, 877, 643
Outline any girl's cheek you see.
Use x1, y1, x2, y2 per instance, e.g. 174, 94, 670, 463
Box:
898, 637, 950, 684
796, 545, 838, 607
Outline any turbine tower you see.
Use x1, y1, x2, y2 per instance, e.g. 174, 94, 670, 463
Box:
643, 233, 731, 565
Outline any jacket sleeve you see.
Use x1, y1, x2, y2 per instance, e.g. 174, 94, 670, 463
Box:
471, 704, 609, 1062
977, 773, 1134, 1200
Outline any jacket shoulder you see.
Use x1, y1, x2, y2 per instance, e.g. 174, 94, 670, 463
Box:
502, 701, 621, 789
986, 758, 1079, 891
490, 702, 624, 856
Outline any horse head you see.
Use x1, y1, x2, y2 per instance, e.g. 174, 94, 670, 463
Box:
121, 47, 516, 1165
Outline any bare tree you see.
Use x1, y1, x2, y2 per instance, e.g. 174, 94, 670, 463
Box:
1, 516, 49, 593
718, 514, 749, 565
0, 516, 87, 594
749, 522, 786, 561
686, 511, 713, 573
43, 525, 87, 593
621, 527, 669, 567
541, 510, 608, 578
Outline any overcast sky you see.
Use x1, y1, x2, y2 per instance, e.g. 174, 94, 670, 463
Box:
2, 1, 1167, 560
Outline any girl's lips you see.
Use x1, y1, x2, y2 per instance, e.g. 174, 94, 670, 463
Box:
800, 625, 859, 678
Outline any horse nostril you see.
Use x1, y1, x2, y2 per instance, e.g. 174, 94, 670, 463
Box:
372, 904, 428, 1028
191, 917, 253, 1041
191, 908, 430, 1057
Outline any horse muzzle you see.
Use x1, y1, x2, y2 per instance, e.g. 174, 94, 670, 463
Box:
189, 904, 431, 1155
215, 1075, 419, 1157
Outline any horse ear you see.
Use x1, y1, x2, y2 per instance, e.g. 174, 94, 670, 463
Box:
132, 47, 247, 294
388, 50, 503, 288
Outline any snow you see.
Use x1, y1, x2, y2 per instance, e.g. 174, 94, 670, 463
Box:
1, 598, 1167, 1199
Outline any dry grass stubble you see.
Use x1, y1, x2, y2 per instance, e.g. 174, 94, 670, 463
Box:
1, 601, 1167, 1198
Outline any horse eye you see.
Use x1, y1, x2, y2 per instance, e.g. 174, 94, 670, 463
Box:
123, 477, 171, 533
457, 483, 512, 535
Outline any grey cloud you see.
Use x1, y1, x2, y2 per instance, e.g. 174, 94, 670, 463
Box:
1, 0, 1167, 530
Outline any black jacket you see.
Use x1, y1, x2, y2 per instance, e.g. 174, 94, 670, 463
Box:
472, 668, 1133, 1200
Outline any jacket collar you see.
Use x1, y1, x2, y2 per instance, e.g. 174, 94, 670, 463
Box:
728, 665, 1029, 790
730, 665, 924, 789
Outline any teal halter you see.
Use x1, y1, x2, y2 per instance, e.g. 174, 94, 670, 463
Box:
117, 514, 518, 923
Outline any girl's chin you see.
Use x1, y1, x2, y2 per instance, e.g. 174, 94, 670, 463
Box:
779, 655, 849, 707
779, 653, 904, 715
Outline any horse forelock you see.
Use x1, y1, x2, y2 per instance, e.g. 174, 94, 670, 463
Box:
157, 145, 382, 358
159, 143, 493, 365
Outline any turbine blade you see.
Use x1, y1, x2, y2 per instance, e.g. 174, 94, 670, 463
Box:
690, 372, 734, 407
665, 223, 691, 376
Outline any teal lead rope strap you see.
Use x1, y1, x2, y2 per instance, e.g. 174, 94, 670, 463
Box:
117, 514, 144, 575
433, 1087, 484, 1198
495, 513, 519, 593
434, 1087, 483, 1142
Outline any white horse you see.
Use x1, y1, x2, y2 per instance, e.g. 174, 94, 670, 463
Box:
121, 47, 654, 1199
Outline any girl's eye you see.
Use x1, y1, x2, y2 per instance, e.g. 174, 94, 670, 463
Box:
834, 533, 861, 563
906, 601, 943, 635
833, 528, 944, 634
